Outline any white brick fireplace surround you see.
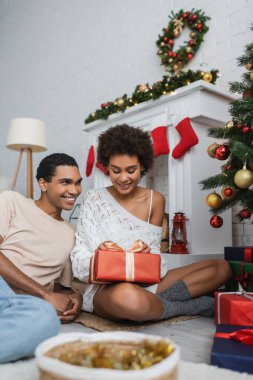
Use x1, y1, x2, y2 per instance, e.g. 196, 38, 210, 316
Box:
83, 80, 235, 268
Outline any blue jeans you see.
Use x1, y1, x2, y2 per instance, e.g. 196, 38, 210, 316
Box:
0, 276, 60, 363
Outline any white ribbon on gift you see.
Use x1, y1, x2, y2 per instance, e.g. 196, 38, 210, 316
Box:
125, 251, 135, 282
217, 284, 253, 324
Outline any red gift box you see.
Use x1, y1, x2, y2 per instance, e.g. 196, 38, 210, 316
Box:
89, 249, 161, 285
215, 291, 253, 326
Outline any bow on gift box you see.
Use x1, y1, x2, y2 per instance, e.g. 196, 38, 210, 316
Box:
233, 262, 253, 290
215, 329, 253, 346
101, 240, 149, 282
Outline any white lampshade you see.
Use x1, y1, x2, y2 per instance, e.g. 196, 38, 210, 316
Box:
6, 117, 47, 152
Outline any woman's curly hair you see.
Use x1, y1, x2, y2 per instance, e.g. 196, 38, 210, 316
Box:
97, 124, 154, 176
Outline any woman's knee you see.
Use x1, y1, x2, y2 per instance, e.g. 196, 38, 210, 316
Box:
109, 283, 151, 315
214, 259, 232, 280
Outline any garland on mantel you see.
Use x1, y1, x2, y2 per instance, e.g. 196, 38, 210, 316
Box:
85, 69, 219, 124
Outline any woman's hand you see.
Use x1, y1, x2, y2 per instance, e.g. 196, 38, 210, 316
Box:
130, 240, 151, 253
96, 241, 122, 251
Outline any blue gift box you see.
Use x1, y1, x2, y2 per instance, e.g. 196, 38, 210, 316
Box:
224, 246, 253, 262
211, 324, 253, 374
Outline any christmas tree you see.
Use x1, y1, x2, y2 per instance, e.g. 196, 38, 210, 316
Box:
200, 27, 253, 227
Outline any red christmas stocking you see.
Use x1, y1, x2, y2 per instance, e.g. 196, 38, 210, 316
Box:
95, 162, 109, 175
172, 117, 199, 159
86, 145, 95, 177
151, 126, 170, 157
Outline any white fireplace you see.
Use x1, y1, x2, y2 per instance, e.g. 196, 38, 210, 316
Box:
83, 80, 235, 267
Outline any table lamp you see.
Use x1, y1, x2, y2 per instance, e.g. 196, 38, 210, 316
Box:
6, 117, 47, 198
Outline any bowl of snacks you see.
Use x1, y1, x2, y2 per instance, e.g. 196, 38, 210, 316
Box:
36, 331, 179, 380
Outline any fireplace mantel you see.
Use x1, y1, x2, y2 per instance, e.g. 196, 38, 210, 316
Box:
83, 81, 235, 262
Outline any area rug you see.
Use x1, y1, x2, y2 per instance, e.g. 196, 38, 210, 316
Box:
0, 358, 252, 380
75, 311, 198, 331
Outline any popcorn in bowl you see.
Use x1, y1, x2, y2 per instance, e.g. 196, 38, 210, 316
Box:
36, 331, 180, 380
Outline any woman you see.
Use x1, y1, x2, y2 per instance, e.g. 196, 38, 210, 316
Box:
71, 124, 232, 321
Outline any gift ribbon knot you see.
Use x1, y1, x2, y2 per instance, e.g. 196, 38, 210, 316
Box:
215, 329, 253, 346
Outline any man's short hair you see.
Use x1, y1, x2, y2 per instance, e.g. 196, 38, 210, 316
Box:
36, 153, 79, 182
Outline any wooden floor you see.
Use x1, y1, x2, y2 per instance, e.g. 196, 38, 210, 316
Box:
61, 316, 216, 364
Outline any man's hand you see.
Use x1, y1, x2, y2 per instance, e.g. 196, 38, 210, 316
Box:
60, 293, 83, 323
43, 291, 73, 315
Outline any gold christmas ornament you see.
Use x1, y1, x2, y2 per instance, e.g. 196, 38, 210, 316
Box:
91, 112, 96, 117
207, 142, 219, 158
206, 193, 222, 208
202, 72, 213, 83
173, 64, 179, 71
234, 166, 253, 189
169, 58, 173, 63
250, 71, 253, 81
138, 84, 148, 93
186, 47, 193, 53
225, 120, 234, 129
116, 98, 125, 107
245, 63, 253, 71
190, 32, 196, 38
161, 42, 165, 47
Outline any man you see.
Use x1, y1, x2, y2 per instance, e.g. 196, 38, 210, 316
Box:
0, 153, 83, 363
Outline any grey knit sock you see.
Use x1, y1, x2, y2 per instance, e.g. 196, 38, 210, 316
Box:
156, 294, 214, 320
158, 280, 192, 301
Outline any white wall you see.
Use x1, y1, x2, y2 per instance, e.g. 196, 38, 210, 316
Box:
0, 0, 252, 242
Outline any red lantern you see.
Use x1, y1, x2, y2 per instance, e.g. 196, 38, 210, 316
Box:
210, 215, 223, 228
215, 145, 230, 160
170, 212, 189, 254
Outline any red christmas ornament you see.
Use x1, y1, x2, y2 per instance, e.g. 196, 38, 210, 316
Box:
191, 14, 197, 21
163, 37, 168, 42
187, 53, 193, 60
223, 187, 233, 197
101, 103, 108, 108
196, 23, 202, 30
240, 209, 252, 219
210, 215, 223, 228
215, 145, 230, 160
182, 13, 188, 19
189, 39, 194, 46
242, 126, 251, 133
172, 52, 177, 58
169, 39, 174, 45
168, 51, 173, 57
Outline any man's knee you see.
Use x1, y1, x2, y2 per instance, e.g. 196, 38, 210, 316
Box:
29, 297, 60, 338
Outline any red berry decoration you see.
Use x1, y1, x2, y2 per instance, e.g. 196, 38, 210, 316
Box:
240, 209, 252, 219
101, 103, 108, 108
210, 215, 223, 228
243, 90, 251, 99
187, 53, 193, 60
164, 37, 168, 42
182, 13, 187, 19
169, 39, 174, 45
242, 126, 251, 133
223, 164, 232, 171
215, 145, 230, 160
196, 23, 202, 30
191, 14, 197, 21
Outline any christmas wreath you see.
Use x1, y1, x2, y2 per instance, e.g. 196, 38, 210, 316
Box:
156, 9, 210, 73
